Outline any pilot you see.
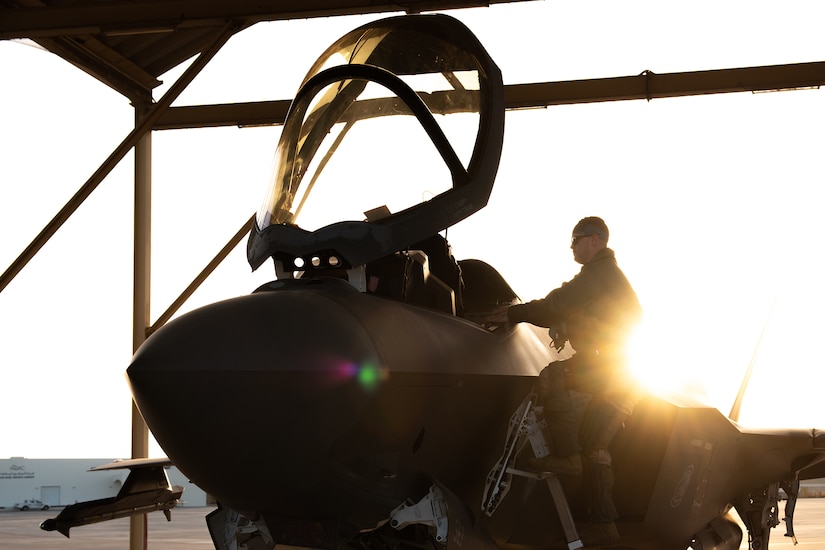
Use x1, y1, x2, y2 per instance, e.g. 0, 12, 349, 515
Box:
486, 216, 642, 547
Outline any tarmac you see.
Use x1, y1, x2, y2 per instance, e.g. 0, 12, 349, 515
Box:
749, 498, 825, 549
0, 505, 215, 549
0, 500, 823, 549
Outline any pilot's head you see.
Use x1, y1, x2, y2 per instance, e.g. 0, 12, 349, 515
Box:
570, 216, 608, 264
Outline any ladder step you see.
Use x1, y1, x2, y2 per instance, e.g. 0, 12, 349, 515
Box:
545, 474, 582, 550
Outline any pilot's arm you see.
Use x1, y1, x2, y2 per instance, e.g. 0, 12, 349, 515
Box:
485, 306, 511, 325
509, 260, 607, 327
484, 262, 601, 327
483, 286, 575, 327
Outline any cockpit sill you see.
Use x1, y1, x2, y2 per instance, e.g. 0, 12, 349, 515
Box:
258, 233, 513, 322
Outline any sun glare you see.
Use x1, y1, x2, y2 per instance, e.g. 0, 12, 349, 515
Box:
625, 318, 709, 399
625, 273, 825, 431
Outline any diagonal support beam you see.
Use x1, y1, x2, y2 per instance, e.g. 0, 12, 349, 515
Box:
0, 22, 241, 294
149, 214, 254, 336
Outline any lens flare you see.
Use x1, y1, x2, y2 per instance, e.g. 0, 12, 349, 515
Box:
331, 360, 388, 391
357, 364, 380, 389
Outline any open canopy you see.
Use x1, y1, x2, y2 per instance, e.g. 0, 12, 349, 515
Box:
247, 14, 505, 272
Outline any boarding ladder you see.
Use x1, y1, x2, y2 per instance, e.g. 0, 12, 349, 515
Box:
481, 392, 582, 550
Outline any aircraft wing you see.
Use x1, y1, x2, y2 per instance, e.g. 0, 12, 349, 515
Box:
799, 445, 825, 480
40, 457, 183, 537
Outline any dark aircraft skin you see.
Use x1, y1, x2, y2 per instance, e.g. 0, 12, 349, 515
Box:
86, 14, 825, 550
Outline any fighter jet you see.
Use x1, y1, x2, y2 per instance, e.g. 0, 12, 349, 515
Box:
46, 13, 825, 550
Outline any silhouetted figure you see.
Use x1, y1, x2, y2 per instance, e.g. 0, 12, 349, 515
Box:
486, 216, 642, 547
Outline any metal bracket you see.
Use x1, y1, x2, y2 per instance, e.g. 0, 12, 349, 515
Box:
389, 485, 449, 544
482, 392, 549, 516
206, 505, 275, 550
781, 475, 800, 543
525, 404, 550, 458
734, 484, 781, 550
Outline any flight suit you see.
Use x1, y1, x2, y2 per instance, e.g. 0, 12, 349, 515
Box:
507, 247, 641, 523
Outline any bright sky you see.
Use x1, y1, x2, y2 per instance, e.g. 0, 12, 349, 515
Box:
2, 1, 825, 459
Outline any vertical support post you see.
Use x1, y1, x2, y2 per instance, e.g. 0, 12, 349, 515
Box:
124, 24, 237, 550
131, 99, 152, 550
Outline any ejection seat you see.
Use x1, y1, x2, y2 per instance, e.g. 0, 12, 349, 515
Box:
458, 259, 520, 324
364, 235, 462, 316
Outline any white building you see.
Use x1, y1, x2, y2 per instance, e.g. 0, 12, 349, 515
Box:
0, 457, 208, 509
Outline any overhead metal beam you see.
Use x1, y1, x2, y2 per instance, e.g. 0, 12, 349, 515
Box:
153, 100, 292, 129
34, 34, 163, 101
1, 0, 527, 39
149, 60, 825, 131
504, 60, 825, 108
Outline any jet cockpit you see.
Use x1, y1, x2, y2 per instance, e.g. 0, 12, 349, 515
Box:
246, 15, 506, 315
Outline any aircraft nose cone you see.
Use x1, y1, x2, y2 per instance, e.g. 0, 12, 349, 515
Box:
126, 278, 382, 512
130, 278, 377, 379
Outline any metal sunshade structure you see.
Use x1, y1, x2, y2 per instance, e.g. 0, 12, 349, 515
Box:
3, 2, 825, 548
2, 4, 527, 549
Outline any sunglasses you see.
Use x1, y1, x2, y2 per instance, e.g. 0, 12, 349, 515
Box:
571, 234, 594, 246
